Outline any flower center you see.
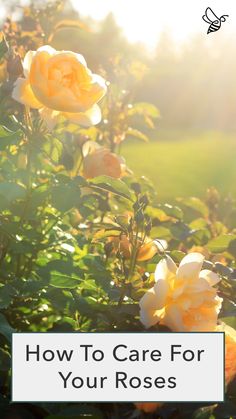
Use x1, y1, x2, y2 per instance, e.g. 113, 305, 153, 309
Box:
49, 64, 75, 88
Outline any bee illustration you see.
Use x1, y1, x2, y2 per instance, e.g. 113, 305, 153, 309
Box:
202, 7, 229, 34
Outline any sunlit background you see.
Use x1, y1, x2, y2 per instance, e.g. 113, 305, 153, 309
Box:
72, 0, 236, 48
1, 0, 236, 200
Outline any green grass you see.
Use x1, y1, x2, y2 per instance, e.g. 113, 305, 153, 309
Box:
122, 131, 236, 201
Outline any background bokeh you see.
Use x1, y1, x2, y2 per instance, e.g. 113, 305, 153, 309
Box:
1, 0, 235, 199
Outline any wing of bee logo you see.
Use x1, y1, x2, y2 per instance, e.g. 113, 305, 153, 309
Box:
202, 7, 229, 34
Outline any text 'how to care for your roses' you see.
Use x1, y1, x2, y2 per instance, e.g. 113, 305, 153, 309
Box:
12, 333, 224, 402
25, 342, 207, 390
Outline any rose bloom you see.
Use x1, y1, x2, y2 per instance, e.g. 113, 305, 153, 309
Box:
134, 402, 163, 413
109, 233, 167, 261
139, 253, 222, 331
12, 45, 107, 129
217, 323, 236, 386
82, 140, 124, 179
83, 148, 122, 179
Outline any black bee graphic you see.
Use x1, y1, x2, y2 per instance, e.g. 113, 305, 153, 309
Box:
202, 7, 229, 34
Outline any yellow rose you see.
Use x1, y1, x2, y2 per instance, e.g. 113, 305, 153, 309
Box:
12, 45, 107, 129
134, 402, 163, 413
82, 140, 124, 179
83, 148, 122, 179
140, 253, 222, 331
217, 323, 236, 386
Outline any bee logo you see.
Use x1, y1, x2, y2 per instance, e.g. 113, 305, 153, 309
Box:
202, 7, 229, 34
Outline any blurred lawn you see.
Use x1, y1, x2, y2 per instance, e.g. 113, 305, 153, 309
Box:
123, 131, 236, 201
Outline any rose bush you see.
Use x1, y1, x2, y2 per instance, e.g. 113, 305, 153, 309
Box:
0, 4, 235, 419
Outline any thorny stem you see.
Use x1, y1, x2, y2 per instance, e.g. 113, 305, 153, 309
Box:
118, 225, 139, 307
17, 107, 33, 277
19, 108, 33, 223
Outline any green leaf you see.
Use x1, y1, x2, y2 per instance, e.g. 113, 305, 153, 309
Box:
0, 283, 17, 309
214, 262, 233, 277
0, 348, 10, 371
159, 204, 183, 220
169, 250, 185, 263
191, 228, 211, 245
0, 126, 22, 150
146, 206, 169, 221
126, 127, 149, 142
178, 197, 209, 217
151, 226, 171, 240
44, 136, 63, 164
50, 272, 81, 289
220, 315, 236, 328
228, 238, 236, 257
93, 228, 121, 240
0, 313, 15, 342
29, 185, 50, 210
128, 102, 160, 118
89, 176, 134, 201
0, 182, 26, 204
51, 182, 81, 212
192, 406, 216, 419
190, 218, 208, 229
170, 221, 191, 241
207, 234, 236, 253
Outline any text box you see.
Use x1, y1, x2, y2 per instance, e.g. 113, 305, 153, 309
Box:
12, 332, 224, 402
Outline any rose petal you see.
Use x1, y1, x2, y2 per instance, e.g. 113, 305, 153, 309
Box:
139, 287, 158, 311
154, 256, 177, 282
176, 252, 204, 281
140, 308, 160, 328
187, 277, 211, 293
23, 50, 35, 77
199, 269, 220, 286
63, 104, 102, 126
55, 50, 88, 68
215, 295, 223, 313
153, 279, 169, 310
163, 304, 184, 331
82, 140, 101, 157
36, 45, 57, 55
12, 78, 42, 109
177, 296, 192, 310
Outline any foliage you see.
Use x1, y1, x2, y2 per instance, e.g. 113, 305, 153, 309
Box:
0, 2, 235, 419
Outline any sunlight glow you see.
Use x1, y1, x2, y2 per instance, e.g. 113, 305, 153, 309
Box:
72, 0, 236, 48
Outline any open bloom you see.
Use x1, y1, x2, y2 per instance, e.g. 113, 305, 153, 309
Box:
217, 323, 236, 386
140, 253, 222, 331
82, 140, 124, 179
134, 402, 163, 413
12, 45, 107, 129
